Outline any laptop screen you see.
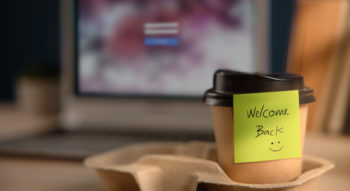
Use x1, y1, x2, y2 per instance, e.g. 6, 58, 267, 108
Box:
76, 0, 257, 97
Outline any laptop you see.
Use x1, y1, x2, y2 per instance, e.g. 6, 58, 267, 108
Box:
0, 0, 269, 160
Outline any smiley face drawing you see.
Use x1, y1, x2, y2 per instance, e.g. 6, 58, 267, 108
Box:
269, 141, 283, 152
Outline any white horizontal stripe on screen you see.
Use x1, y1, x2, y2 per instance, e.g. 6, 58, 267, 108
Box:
144, 29, 179, 35
144, 22, 179, 28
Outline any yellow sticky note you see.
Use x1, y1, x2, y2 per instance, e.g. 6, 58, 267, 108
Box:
233, 90, 301, 163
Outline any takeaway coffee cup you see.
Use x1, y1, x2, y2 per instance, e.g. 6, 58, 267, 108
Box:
203, 70, 315, 184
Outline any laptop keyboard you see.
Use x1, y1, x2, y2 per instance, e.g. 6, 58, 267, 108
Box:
0, 130, 215, 160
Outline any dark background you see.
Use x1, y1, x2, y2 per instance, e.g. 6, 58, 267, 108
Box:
2, 0, 60, 101
1, 0, 295, 101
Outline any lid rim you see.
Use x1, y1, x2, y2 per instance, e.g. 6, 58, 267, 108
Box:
203, 70, 315, 106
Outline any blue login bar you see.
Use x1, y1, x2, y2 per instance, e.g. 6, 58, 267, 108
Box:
144, 37, 179, 46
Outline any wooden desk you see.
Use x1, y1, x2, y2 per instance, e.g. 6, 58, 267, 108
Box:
0, 135, 349, 191
0, 157, 102, 191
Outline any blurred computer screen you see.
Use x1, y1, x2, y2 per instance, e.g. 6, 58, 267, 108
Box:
77, 0, 258, 97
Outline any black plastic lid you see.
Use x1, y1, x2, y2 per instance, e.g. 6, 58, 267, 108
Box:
203, 70, 315, 106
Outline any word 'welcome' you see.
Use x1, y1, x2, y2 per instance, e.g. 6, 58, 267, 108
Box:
247, 105, 289, 119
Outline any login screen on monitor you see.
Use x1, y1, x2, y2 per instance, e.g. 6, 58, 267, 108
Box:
76, 0, 256, 96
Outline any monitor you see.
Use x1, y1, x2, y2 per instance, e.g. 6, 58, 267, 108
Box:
60, 0, 270, 133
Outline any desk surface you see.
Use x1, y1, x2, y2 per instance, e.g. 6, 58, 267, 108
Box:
0, 135, 349, 191
0, 157, 102, 191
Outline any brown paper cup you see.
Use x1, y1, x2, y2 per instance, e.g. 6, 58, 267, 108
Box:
210, 104, 309, 184
203, 70, 316, 184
